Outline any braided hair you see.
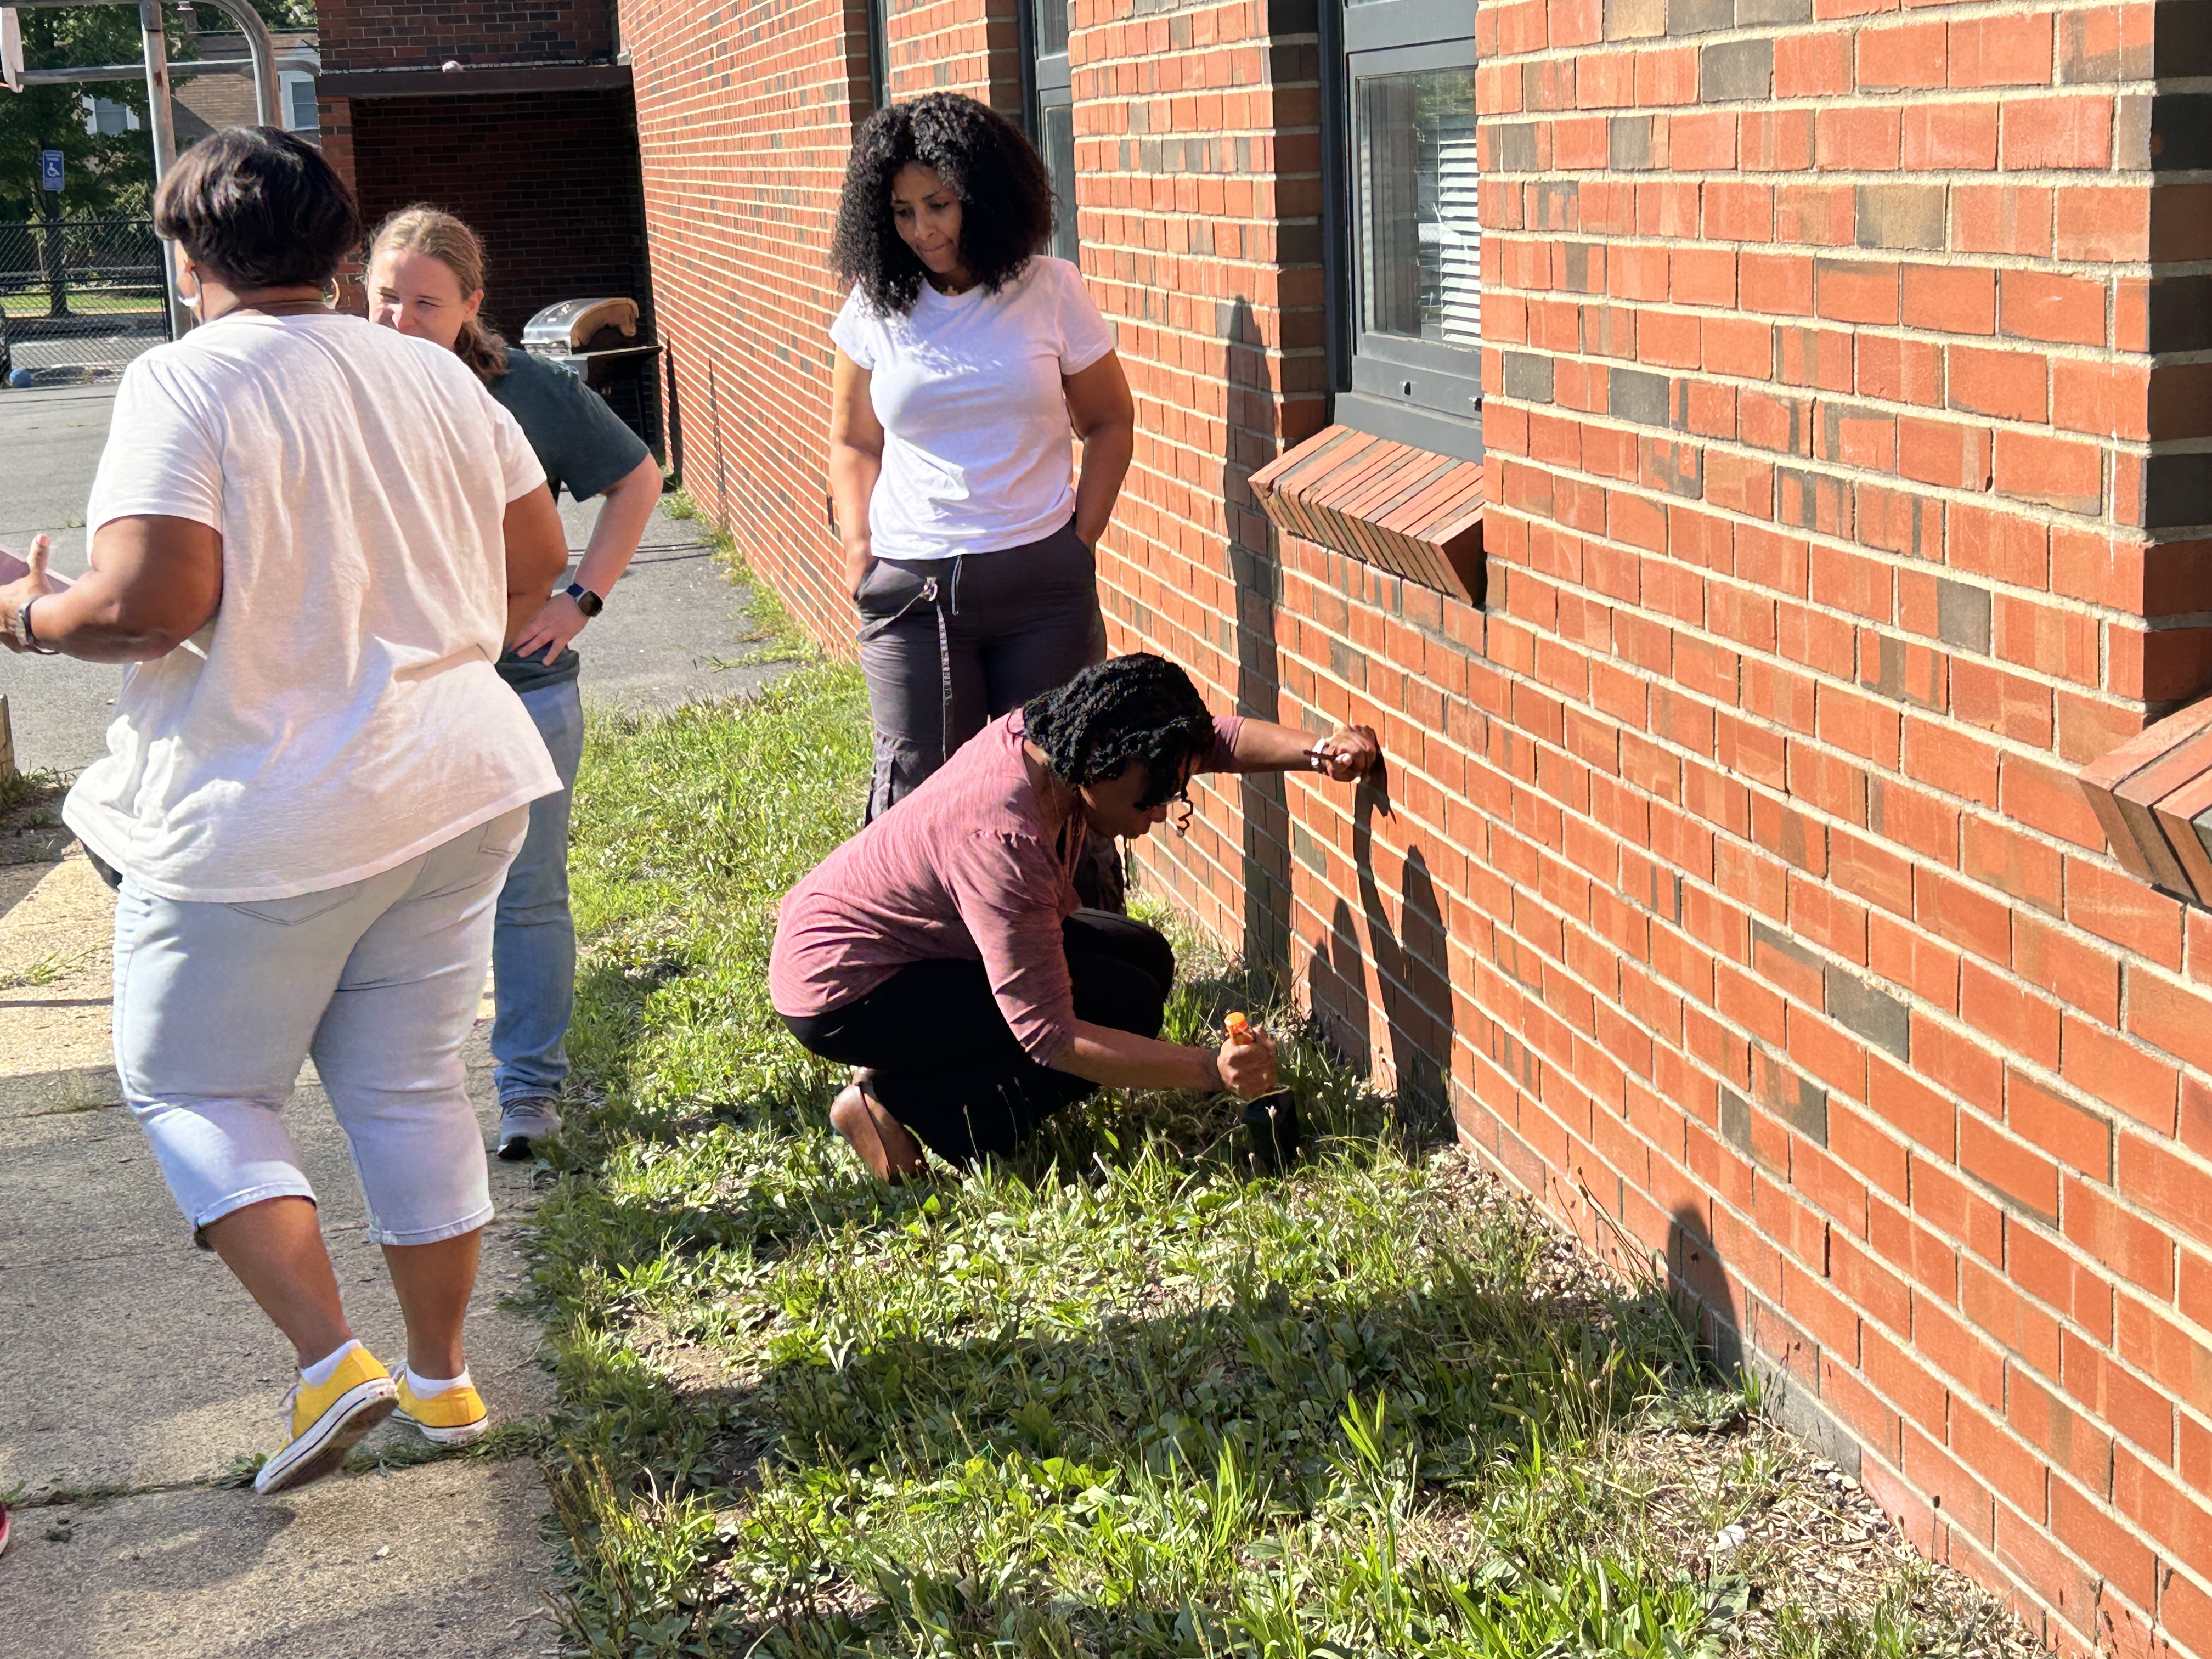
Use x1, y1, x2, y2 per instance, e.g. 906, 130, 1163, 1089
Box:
1023, 655, 1217, 811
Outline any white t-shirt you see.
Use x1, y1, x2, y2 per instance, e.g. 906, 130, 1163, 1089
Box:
830, 256, 1116, 562
64, 312, 562, 903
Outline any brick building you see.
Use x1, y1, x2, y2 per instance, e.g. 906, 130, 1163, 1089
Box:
619, 0, 2210, 1649
314, 0, 654, 344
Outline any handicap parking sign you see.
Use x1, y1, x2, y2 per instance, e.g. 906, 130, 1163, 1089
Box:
39, 149, 62, 193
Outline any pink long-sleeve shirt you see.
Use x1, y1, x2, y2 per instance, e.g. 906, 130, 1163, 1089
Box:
770, 708, 1245, 1065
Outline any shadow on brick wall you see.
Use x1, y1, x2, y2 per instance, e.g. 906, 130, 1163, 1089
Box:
1318, 778, 1460, 1141
1225, 295, 1293, 989
1668, 1201, 1744, 1382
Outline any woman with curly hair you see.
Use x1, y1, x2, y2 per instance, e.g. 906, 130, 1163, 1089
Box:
827, 93, 1138, 853
771, 654, 1381, 1181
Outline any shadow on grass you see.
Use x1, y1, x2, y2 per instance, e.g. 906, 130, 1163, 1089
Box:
539, 947, 1725, 1652
550, 1213, 1724, 1658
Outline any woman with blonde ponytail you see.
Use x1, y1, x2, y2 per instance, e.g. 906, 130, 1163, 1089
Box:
368, 205, 664, 1163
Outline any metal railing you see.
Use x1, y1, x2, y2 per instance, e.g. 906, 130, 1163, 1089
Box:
0, 216, 171, 385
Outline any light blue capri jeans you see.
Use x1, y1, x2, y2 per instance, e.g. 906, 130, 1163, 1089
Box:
115, 809, 530, 1246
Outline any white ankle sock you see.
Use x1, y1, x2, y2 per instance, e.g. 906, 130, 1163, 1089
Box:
405, 1364, 472, 1397
300, 1339, 363, 1388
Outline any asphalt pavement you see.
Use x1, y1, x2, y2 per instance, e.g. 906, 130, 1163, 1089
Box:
0, 380, 782, 775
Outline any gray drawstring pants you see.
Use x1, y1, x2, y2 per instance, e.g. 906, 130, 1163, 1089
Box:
854, 517, 1124, 908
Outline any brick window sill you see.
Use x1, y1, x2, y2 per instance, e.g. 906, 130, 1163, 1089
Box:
2082, 700, 2212, 904
1249, 425, 1486, 607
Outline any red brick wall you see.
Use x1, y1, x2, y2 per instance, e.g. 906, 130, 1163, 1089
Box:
1080, 0, 1334, 978
623, 0, 876, 635
343, 90, 654, 341
621, 0, 2212, 1650
1454, 0, 2205, 1650
316, 0, 617, 71
888, 0, 1023, 110
317, 1, 648, 338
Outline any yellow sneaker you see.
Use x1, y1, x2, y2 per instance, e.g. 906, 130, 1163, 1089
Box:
255, 1346, 397, 1494
394, 1369, 489, 1448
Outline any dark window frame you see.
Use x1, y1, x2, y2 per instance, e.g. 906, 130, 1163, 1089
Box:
1019, 0, 1080, 263
866, 0, 889, 115
1323, 0, 1482, 462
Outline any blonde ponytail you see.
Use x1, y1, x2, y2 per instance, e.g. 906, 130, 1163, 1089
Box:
368, 204, 510, 383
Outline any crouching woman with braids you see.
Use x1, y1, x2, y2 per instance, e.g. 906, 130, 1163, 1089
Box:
770, 655, 1381, 1180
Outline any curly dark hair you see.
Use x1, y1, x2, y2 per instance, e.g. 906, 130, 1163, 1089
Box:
1024, 656, 1218, 812
831, 93, 1055, 316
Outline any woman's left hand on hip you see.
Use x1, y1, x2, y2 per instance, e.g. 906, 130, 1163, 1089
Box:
512, 591, 589, 665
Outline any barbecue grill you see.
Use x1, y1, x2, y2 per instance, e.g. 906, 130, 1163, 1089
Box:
520, 297, 664, 455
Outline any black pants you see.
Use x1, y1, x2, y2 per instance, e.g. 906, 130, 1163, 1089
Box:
783, 911, 1173, 1165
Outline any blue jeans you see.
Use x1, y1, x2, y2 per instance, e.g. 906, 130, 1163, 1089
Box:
492, 679, 584, 1107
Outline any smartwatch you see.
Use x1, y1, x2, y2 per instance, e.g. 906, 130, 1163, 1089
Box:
566, 583, 605, 618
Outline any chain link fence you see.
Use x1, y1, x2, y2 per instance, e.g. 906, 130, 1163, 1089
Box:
0, 217, 171, 386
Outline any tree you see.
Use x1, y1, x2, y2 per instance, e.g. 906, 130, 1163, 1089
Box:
0, 8, 162, 219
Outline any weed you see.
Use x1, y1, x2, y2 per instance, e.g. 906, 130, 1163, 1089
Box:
0, 765, 64, 825
0, 947, 94, 990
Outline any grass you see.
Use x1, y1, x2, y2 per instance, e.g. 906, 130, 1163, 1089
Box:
528, 594, 2037, 1652
1, 291, 163, 318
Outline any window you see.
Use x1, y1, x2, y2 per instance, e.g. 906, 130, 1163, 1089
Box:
1328, 0, 1480, 461
1024, 0, 1078, 263
865, 0, 888, 114
280, 71, 318, 134
83, 96, 140, 137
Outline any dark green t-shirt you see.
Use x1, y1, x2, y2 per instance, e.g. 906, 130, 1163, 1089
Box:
489, 351, 653, 695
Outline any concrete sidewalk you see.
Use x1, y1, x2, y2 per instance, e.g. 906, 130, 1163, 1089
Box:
0, 839, 562, 1656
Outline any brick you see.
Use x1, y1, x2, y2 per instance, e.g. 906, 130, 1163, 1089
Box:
1700, 38, 1773, 101
1949, 11, 2057, 89
2000, 95, 2115, 170
1816, 107, 1901, 172
1816, 258, 1899, 326
1954, 183, 2055, 258
1825, 966, 1910, 1060
1901, 100, 1999, 170
2006, 1070, 2113, 1184
1856, 20, 1946, 90
1898, 417, 1992, 491
1947, 346, 2048, 424
1855, 184, 1946, 252
1903, 264, 1996, 335
1994, 430, 2103, 515
1936, 1093, 2032, 1216
2001, 270, 2109, 347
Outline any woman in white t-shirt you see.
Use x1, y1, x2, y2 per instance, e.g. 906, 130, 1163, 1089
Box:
827, 94, 1136, 879
0, 129, 571, 1495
